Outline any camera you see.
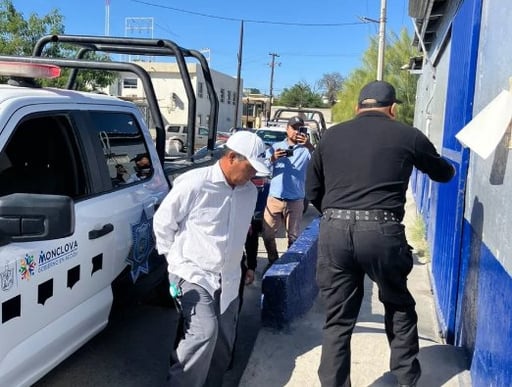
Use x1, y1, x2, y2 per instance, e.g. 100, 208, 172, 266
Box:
284, 147, 294, 157
298, 126, 308, 135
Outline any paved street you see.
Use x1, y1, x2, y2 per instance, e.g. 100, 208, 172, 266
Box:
34, 205, 319, 387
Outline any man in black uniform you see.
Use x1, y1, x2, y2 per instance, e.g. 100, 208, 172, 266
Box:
306, 80, 455, 387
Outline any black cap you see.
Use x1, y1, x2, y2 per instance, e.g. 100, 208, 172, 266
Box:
358, 80, 402, 107
287, 116, 305, 128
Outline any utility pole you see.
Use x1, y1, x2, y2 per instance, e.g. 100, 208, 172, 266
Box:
376, 0, 387, 80
268, 52, 280, 124
105, 0, 110, 36
233, 21, 244, 128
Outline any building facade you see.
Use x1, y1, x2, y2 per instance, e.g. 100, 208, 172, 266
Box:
410, 0, 512, 384
113, 62, 241, 133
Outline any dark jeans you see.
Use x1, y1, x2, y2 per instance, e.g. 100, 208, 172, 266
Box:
316, 213, 421, 387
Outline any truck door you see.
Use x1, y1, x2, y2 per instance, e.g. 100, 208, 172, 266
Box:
0, 110, 114, 385
0, 107, 168, 386
82, 108, 168, 287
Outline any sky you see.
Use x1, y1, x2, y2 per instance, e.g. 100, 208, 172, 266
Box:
12, 0, 412, 95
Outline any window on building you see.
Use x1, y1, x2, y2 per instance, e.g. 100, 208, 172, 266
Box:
227, 90, 232, 105
198, 82, 204, 98
233, 92, 237, 105
197, 114, 202, 126
220, 88, 225, 103
123, 78, 138, 89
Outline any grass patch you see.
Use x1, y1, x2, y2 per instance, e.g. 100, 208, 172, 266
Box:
408, 215, 431, 263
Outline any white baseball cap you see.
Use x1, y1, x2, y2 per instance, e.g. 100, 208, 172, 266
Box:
226, 131, 270, 176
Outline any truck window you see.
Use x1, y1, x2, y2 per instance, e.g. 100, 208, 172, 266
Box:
166, 125, 181, 133
88, 111, 153, 188
0, 115, 86, 198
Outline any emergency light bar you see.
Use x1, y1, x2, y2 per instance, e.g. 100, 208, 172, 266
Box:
251, 176, 268, 188
0, 62, 61, 79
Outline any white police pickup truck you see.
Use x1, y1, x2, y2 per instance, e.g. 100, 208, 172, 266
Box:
0, 35, 220, 386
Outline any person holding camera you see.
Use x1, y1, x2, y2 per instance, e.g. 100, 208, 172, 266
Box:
262, 116, 315, 269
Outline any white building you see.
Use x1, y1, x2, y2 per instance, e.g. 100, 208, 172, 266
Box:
112, 62, 241, 132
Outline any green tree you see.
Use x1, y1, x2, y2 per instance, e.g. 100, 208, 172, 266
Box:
0, 0, 115, 91
332, 29, 419, 125
275, 81, 325, 108
244, 88, 262, 95
0, 0, 64, 55
318, 72, 344, 106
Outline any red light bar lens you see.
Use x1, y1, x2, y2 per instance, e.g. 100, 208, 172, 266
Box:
251, 177, 268, 187
0, 62, 61, 79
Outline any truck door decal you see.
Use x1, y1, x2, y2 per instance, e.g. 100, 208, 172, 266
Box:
126, 211, 155, 282
1, 262, 15, 291
91, 254, 103, 275
67, 265, 80, 289
19, 254, 36, 281
38, 240, 79, 274
1, 294, 20, 323
38, 279, 53, 305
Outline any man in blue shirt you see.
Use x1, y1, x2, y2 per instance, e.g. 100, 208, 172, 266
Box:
262, 116, 314, 267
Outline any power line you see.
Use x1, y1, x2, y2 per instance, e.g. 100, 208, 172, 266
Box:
154, 22, 180, 38
279, 52, 360, 58
130, 0, 366, 27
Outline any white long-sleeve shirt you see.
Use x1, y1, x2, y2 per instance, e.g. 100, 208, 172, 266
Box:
153, 161, 257, 313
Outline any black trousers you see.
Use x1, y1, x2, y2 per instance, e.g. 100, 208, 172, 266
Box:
316, 214, 421, 387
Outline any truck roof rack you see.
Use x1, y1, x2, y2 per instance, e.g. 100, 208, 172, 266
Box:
0, 55, 169, 165
31, 34, 219, 161
271, 108, 327, 136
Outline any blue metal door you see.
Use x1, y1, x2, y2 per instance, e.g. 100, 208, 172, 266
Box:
430, 0, 482, 343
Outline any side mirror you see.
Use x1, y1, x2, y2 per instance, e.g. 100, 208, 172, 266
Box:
0, 193, 75, 247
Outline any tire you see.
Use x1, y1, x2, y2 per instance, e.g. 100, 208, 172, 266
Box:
167, 139, 183, 154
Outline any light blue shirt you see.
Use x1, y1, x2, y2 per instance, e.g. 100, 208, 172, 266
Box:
266, 139, 312, 200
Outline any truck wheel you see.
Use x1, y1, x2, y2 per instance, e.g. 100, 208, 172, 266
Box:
167, 139, 183, 154
173, 140, 184, 152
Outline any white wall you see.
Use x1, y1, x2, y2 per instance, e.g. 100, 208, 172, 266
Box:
115, 62, 240, 132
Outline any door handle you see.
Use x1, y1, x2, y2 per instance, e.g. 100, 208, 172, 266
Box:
88, 223, 114, 240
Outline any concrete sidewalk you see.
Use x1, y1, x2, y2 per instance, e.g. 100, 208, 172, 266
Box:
238, 194, 472, 387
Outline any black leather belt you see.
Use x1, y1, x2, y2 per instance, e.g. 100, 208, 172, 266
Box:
323, 208, 399, 222
273, 196, 298, 202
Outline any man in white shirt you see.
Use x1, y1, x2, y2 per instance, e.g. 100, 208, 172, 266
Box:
153, 131, 269, 387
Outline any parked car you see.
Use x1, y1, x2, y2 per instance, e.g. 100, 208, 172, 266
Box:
216, 131, 231, 143
165, 125, 209, 154
255, 126, 287, 147
165, 125, 231, 155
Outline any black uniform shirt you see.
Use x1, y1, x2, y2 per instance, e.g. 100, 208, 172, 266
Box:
306, 111, 455, 220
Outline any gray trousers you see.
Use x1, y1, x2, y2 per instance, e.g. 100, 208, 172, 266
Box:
167, 275, 239, 387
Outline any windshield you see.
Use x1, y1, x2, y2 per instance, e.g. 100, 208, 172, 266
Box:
256, 130, 287, 144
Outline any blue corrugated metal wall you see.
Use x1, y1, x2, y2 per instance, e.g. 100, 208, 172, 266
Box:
430, 0, 482, 343
458, 220, 512, 385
